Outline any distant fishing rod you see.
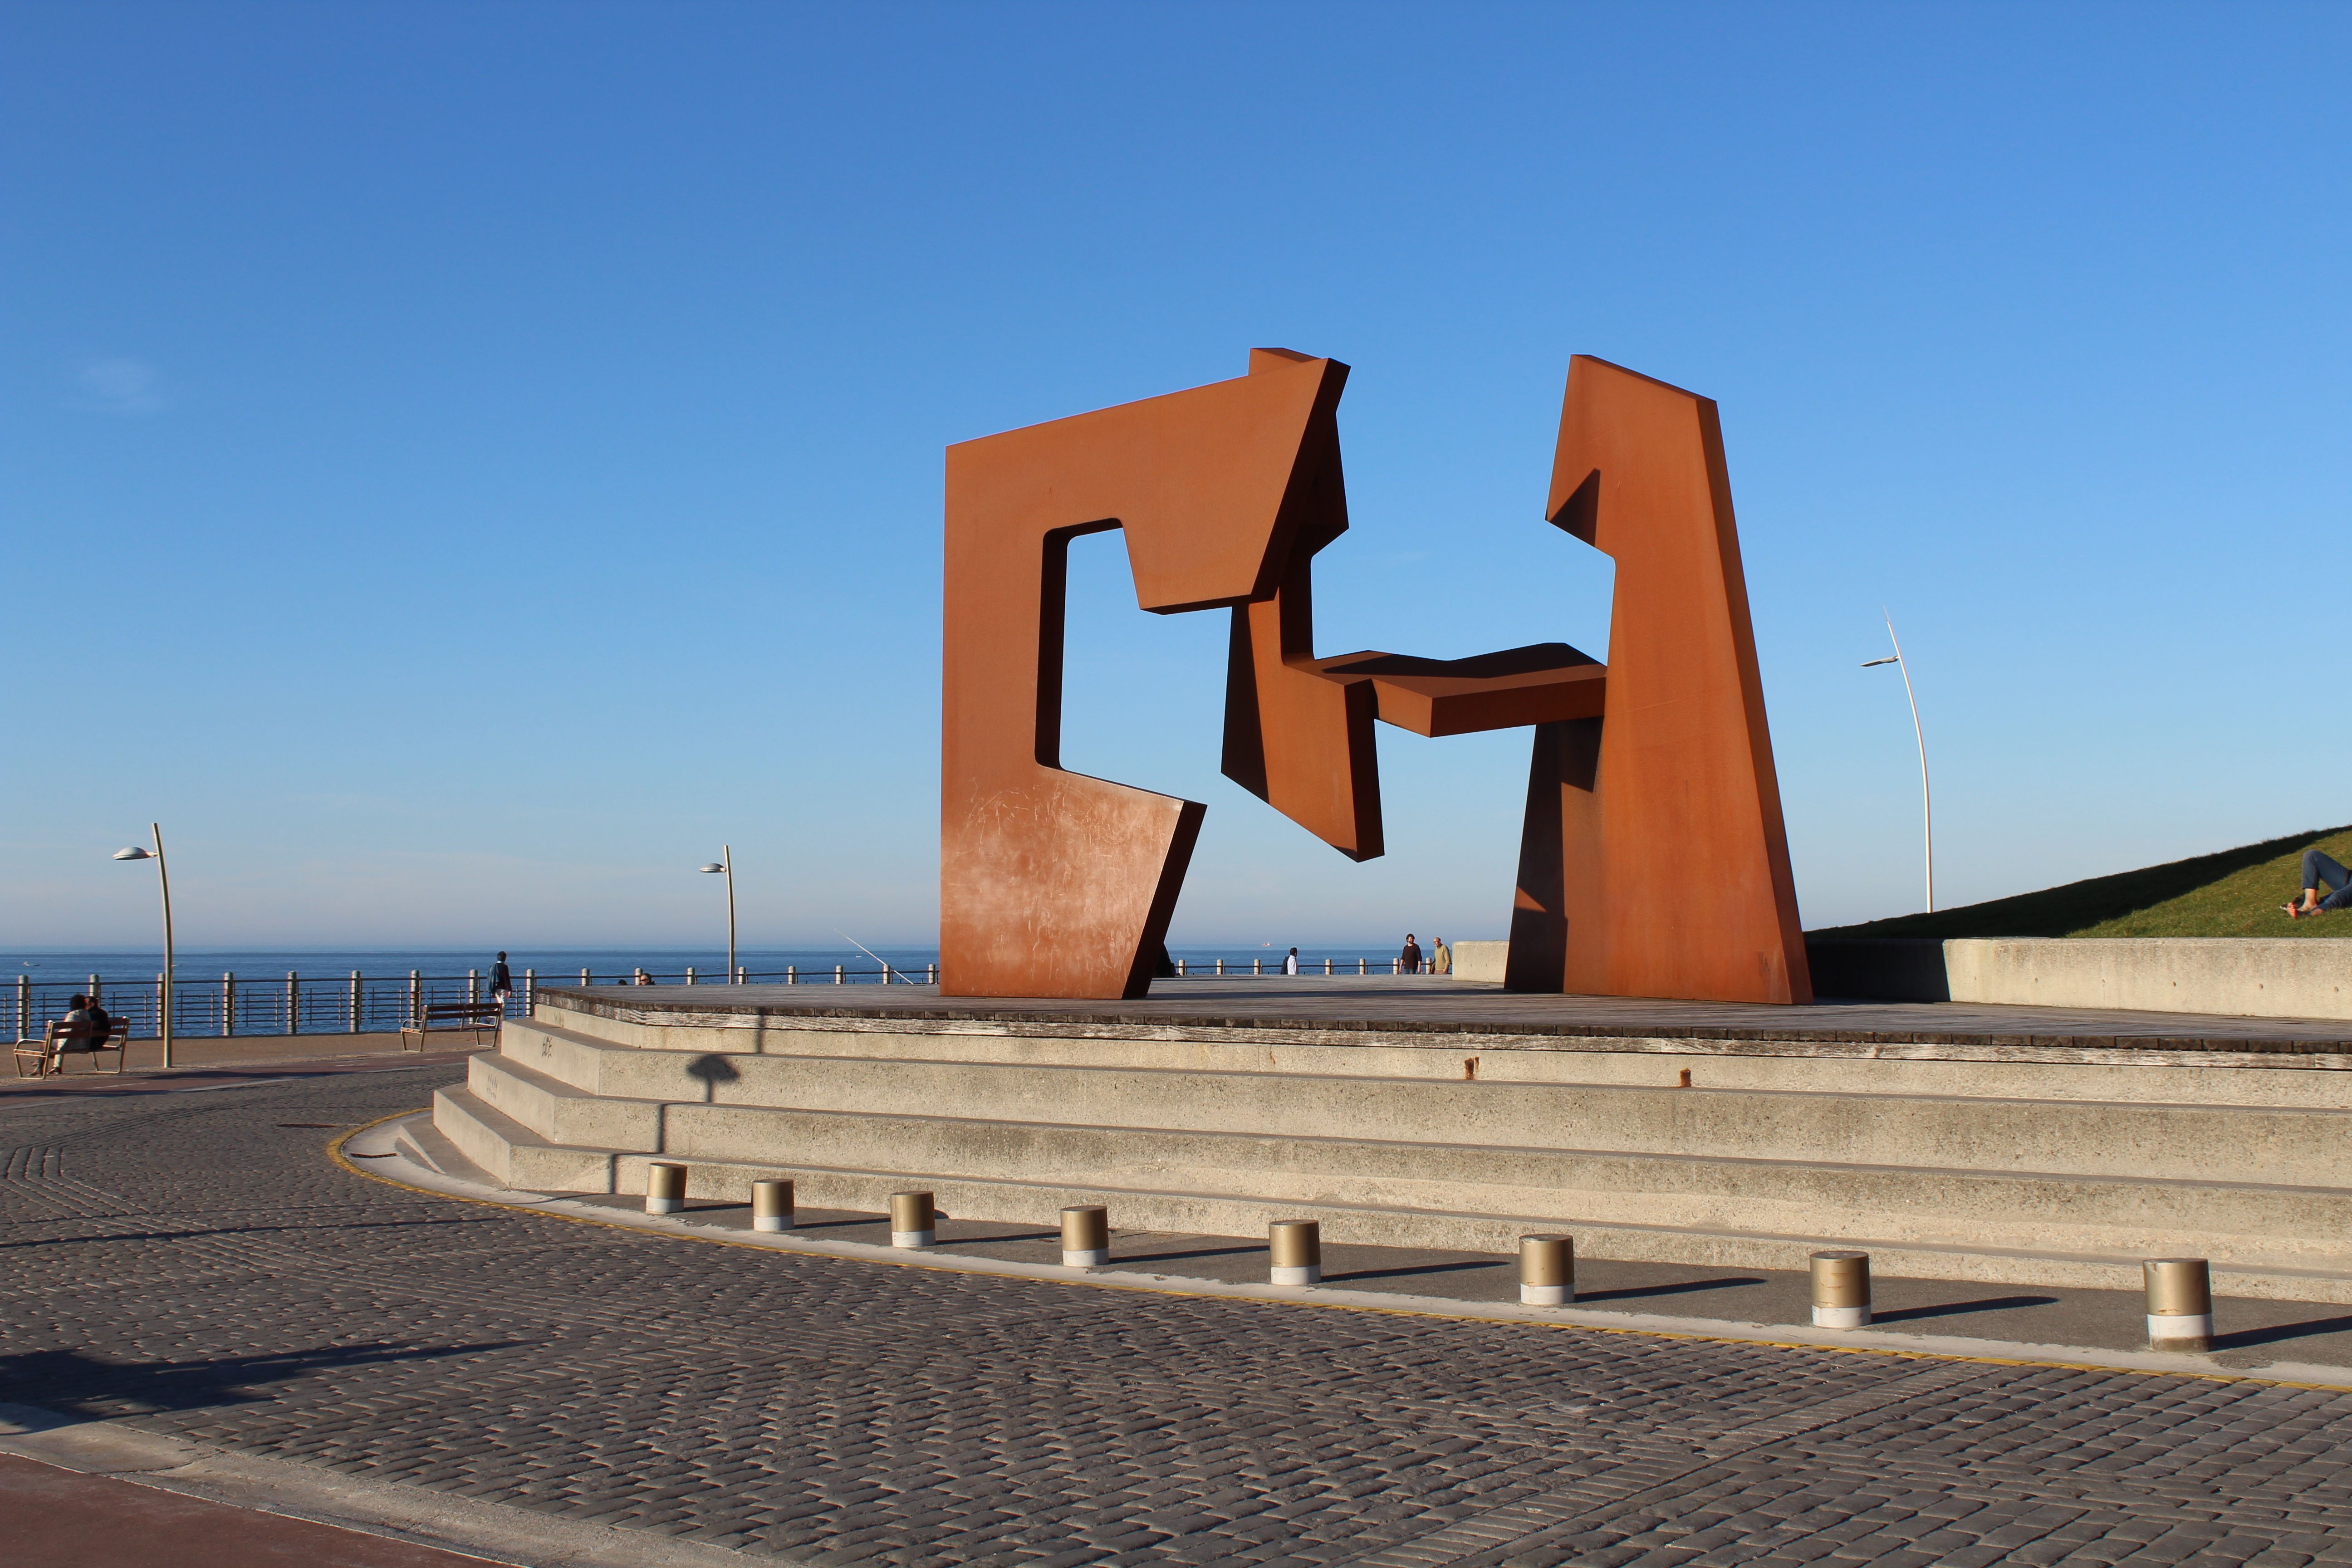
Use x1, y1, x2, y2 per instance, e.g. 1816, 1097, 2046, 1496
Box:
838, 932, 903, 983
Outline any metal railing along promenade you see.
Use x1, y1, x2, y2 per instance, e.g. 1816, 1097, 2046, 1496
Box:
10, 955, 1427, 1042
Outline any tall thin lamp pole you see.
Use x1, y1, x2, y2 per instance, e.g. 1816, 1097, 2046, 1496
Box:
112, 822, 174, 1067
698, 846, 736, 982
1862, 613, 1932, 912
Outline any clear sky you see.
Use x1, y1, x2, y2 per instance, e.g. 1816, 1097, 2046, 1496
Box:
6, 1, 2348, 951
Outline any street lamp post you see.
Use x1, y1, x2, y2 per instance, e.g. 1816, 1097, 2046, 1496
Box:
698, 846, 736, 982
112, 823, 174, 1068
1862, 612, 1932, 913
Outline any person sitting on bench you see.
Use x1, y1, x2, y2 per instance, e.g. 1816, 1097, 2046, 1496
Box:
60, 994, 101, 1038
2284, 849, 2352, 918
49, 994, 111, 1063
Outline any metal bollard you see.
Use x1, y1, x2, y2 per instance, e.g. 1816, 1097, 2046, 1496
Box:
1061, 1205, 1110, 1267
1810, 1250, 1871, 1328
2145, 1259, 2214, 1352
1269, 1220, 1321, 1285
752, 1178, 794, 1233
646, 1161, 688, 1215
890, 1190, 936, 1249
1519, 1234, 1574, 1306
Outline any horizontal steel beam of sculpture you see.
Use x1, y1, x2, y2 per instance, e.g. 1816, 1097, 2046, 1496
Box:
941, 348, 1809, 1005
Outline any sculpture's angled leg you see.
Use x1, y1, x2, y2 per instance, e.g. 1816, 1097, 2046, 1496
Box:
941, 350, 1345, 999
1508, 356, 1811, 1004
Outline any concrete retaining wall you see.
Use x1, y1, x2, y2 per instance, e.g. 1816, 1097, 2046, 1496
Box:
1450, 940, 1508, 983
1454, 936, 2352, 1021
1813, 937, 2352, 1021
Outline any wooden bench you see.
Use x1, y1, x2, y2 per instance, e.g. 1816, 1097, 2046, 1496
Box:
13, 1017, 130, 1078
400, 1002, 505, 1052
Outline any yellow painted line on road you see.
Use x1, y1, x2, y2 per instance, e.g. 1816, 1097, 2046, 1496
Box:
329, 1110, 2345, 1395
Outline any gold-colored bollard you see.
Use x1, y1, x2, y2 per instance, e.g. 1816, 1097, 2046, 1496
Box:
889, 1190, 936, 1249
752, 1178, 794, 1234
1810, 1250, 1871, 1328
645, 1161, 687, 1216
1519, 1235, 1574, 1306
1269, 1219, 1321, 1285
2144, 1259, 2214, 1352
1061, 1205, 1109, 1267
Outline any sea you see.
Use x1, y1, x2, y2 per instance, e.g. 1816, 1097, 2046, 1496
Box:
4, 942, 1395, 988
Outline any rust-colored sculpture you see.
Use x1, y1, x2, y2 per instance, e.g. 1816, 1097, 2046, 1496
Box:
941, 350, 1810, 1004
941, 349, 1346, 999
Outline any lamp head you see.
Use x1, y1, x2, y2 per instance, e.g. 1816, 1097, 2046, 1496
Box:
1861, 656, 1900, 669
697, 863, 726, 874
112, 847, 152, 861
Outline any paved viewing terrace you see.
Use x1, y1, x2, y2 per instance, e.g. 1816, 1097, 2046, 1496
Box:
552, 975, 2352, 1052
7, 995, 2352, 1563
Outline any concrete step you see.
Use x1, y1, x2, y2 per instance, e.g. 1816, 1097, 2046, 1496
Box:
467, 1050, 664, 1152
433, 1085, 633, 1192
391, 1123, 447, 1176
490, 1018, 2352, 1186
428, 1086, 2352, 1304
656, 1100, 2352, 1269
458, 1046, 2352, 1269
527, 1003, 2352, 1110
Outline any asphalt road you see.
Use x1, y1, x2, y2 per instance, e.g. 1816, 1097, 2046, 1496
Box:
7, 1060, 2352, 1565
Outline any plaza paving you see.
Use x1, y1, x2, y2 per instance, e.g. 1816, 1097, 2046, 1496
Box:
7, 1058, 2352, 1565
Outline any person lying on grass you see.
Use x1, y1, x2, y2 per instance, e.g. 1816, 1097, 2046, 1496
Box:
2284, 849, 2352, 918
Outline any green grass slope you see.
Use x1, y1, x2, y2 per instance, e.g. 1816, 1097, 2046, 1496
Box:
1812, 826, 2352, 939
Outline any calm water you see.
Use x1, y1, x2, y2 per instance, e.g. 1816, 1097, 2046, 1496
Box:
6, 942, 1402, 987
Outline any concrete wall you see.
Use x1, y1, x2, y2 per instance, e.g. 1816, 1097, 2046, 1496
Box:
1455, 936, 2352, 1021
1811, 937, 2352, 1021
1450, 940, 1508, 983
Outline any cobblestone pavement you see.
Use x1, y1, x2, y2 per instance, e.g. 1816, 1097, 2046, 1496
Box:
7, 1064, 2352, 1566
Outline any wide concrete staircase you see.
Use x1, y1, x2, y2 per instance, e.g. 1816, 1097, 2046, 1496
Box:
433, 999, 2352, 1302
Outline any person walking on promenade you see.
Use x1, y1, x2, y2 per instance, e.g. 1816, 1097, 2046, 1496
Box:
1431, 937, 1451, 975
1399, 934, 1423, 974
2286, 850, 2352, 917
1283, 946, 1300, 975
490, 952, 514, 1006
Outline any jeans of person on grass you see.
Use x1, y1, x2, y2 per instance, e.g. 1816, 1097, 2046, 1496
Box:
2302, 849, 2352, 910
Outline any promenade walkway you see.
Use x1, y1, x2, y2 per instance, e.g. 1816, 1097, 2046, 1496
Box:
7, 1057, 2352, 1564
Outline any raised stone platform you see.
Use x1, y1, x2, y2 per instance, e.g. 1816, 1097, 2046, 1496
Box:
433, 979, 2352, 1303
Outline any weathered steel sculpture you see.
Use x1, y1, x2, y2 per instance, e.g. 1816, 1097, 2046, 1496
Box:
1508, 358, 1808, 1003
941, 349, 1810, 1004
941, 349, 1346, 998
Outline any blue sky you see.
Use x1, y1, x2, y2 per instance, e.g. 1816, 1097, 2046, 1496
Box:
6, 1, 2348, 950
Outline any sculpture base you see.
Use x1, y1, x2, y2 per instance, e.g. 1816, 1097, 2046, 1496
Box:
434, 979, 2352, 1303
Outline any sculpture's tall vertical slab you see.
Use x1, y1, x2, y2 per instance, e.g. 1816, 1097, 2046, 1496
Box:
1505, 356, 1811, 1004
941, 350, 1346, 999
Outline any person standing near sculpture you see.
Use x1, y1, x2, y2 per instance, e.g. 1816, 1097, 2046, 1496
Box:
1431, 937, 1451, 975
1399, 934, 1423, 974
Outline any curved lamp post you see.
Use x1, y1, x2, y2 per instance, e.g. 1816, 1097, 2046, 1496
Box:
112, 823, 174, 1067
1862, 612, 1932, 913
698, 845, 735, 983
